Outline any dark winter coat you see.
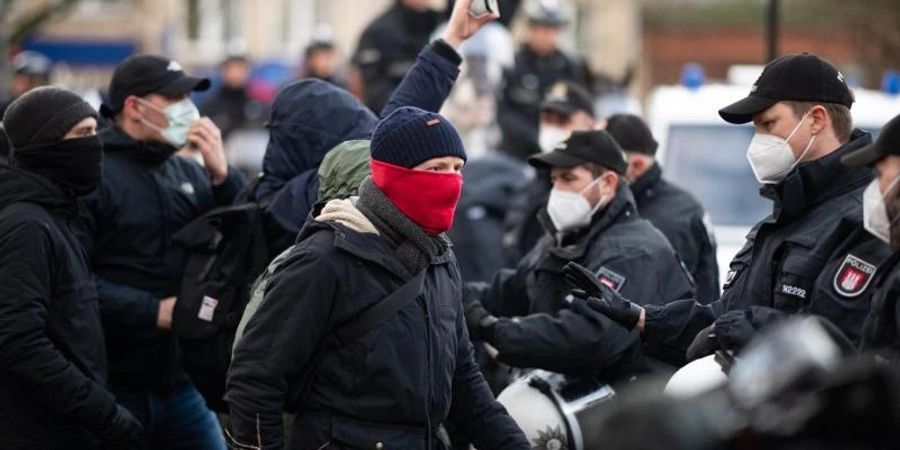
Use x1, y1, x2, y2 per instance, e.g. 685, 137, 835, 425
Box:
77, 127, 244, 389
352, 1, 442, 112
0, 166, 120, 448
473, 183, 696, 375
643, 131, 884, 356
226, 198, 529, 450
631, 163, 720, 303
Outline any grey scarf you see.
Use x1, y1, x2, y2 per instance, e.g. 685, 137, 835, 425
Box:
357, 178, 448, 276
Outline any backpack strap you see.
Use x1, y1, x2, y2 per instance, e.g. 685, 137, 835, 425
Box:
285, 268, 428, 412
333, 268, 427, 345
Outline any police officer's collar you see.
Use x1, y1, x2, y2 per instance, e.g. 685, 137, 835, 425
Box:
629, 162, 663, 200
764, 129, 873, 221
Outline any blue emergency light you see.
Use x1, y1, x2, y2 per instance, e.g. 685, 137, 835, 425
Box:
681, 63, 705, 91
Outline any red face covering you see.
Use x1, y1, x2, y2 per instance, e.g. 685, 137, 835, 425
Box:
370, 159, 463, 235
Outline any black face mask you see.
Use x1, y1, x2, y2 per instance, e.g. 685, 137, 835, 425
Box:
13, 135, 104, 196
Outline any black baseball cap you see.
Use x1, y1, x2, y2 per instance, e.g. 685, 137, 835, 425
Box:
528, 130, 627, 175
541, 81, 595, 118
842, 113, 900, 167
101, 54, 211, 118
719, 53, 854, 124
605, 114, 659, 156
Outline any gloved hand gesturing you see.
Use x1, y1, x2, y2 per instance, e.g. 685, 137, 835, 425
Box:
464, 297, 498, 341
101, 404, 145, 450
564, 262, 643, 331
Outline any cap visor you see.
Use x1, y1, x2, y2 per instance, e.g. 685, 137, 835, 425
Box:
841, 142, 884, 167
528, 150, 585, 169
541, 101, 576, 116
718, 95, 778, 124
157, 75, 211, 95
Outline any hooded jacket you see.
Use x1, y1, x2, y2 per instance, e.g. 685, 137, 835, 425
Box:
254, 40, 462, 255
0, 166, 121, 447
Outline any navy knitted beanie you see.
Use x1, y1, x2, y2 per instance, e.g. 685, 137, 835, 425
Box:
370, 106, 466, 168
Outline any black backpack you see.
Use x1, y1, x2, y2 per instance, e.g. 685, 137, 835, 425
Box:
172, 189, 274, 412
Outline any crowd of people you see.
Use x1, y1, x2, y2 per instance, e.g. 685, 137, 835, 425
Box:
2, 0, 900, 449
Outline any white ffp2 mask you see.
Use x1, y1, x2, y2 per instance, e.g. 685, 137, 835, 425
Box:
863, 175, 900, 244
547, 178, 607, 232
139, 98, 200, 148
539, 126, 570, 154
746, 111, 815, 184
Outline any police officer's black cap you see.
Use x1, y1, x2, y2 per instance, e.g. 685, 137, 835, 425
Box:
842, 113, 900, 167
101, 54, 211, 118
605, 114, 658, 156
541, 81, 594, 118
719, 53, 854, 124
528, 130, 627, 175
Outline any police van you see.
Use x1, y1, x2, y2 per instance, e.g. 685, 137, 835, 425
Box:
646, 65, 900, 288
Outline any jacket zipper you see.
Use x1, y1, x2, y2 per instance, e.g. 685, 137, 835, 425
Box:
423, 292, 432, 450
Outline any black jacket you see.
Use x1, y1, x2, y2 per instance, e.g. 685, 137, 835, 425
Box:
0, 166, 120, 448
449, 154, 530, 282
353, 2, 441, 112
497, 46, 582, 160
256, 40, 462, 256
77, 127, 244, 389
502, 172, 551, 268
226, 219, 529, 450
473, 184, 696, 376
863, 249, 900, 355
200, 85, 268, 139
631, 163, 720, 303
643, 131, 883, 355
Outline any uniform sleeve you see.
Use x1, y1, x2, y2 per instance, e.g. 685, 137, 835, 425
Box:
380, 39, 462, 118
0, 221, 119, 435
225, 246, 338, 450
448, 306, 531, 450
642, 298, 722, 365
489, 300, 641, 377
472, 266, 532, 318
691, 214, 721, 303
353, 27, 394, 112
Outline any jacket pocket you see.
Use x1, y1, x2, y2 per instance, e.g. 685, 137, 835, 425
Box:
772, 251, 824, 313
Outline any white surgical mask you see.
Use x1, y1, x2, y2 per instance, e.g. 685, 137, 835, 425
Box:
547, 177, 608, 232
138, 98, 200, 148
746, 111, 815, 184
539, 126, 569, 154
863, 174, 900, 244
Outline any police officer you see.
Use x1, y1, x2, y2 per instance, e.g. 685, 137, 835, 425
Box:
353, 0, 442, 113
496, 0, 583, 160
605, 114, 720, 303
503, 80, 596, 267
78, 55, 245, 449
465, 130, 694, 378
578, 53, 889, 361
843, 113, 900, 356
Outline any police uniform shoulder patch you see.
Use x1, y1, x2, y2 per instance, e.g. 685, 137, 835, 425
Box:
596, 266, 626, 292
833, 254, 877, 298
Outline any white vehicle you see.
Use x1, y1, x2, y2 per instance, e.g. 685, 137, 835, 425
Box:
646, 65, 900, 287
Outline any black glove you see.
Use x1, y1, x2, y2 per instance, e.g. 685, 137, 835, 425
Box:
464, 298, 498, 341
101, 405, 145, 450
571, 286, 643, 331
685, 324, 719, 361
563, 261, 605, 298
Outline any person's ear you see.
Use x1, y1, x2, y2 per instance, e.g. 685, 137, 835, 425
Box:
809, 105, 828, 135
122, 96, 143, 121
